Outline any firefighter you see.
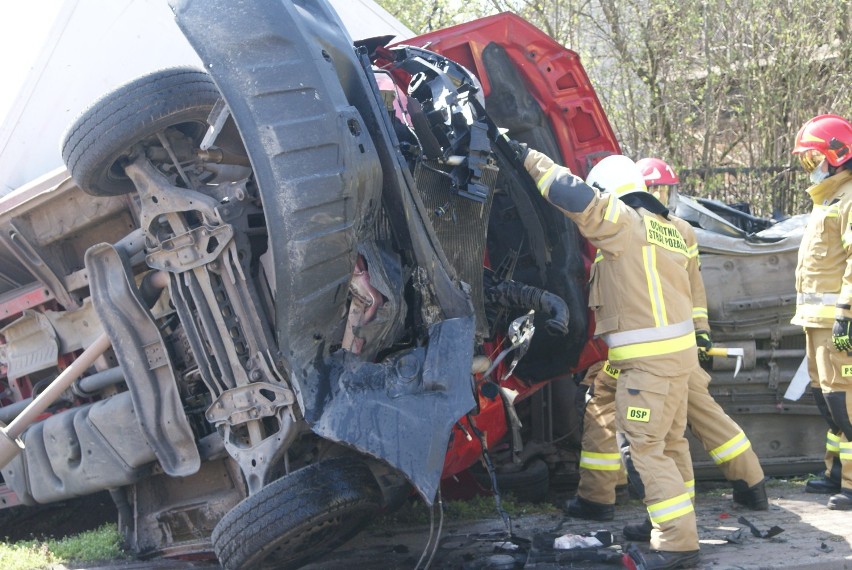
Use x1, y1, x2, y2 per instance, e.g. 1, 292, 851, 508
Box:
564, 360, 628, 522
565, 158, 768, 539
635, 157, 680, 210
791, 114, 852, 510
512, 144, 699, 570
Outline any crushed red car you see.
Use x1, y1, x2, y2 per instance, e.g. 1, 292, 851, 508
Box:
0, 1, 822, 568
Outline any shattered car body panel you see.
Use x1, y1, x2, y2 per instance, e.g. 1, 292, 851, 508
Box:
401, 12, 616, 381
410, 12, 619, 176
171, 0, 480, 502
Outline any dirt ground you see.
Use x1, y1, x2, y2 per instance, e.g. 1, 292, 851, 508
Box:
44, 479, 852, 570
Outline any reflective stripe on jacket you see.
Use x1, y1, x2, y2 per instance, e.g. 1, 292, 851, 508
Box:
593, 215, 708, 333
671, 216, 709, 332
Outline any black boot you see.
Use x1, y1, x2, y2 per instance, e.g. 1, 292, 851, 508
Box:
806, 460, 842, 494
827, 489, 852, 510
732, 478, 769, 510
564, 495, 614, 521
807, 476, 842, 494
623, 516, 652, 541
626, 547, 700, 570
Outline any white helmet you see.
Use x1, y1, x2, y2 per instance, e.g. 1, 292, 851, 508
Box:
585, 155, 647, 197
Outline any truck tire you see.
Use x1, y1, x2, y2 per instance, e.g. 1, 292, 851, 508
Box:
60, 67, 221, 196
211, 457, 383, 570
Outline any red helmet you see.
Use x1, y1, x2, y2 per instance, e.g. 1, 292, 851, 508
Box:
636, 157, 679, 186
792, 114, 852, 172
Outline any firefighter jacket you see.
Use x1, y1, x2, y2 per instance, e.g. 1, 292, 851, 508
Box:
671, 216, 710, 332
591, 216, 709, 334
792, 169, 852, 328
523, 149, 698, 374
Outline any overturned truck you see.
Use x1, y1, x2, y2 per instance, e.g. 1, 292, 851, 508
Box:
0, 1, 825, 568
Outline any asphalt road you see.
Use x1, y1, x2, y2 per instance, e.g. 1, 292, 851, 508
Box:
53, 479, 852, 569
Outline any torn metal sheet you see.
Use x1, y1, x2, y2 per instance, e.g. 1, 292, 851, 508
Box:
311, 317, 477, 504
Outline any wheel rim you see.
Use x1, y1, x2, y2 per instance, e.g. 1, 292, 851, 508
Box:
102, 119, 210, 189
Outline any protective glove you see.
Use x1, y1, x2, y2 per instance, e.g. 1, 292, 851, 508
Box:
696, 329, 712, 361
833, 318, 852, 352
506, 137, 529, 163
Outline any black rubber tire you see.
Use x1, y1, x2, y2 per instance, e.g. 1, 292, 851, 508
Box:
470, 457, 550, 503
211, 457, 383, 570
61, 67, 221, 196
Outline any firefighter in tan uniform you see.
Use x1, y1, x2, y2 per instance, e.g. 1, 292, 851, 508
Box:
566, 359, 629, 522
514, 145, 699, 570
636, 162, 759, 516
672, 203, 767, 508
565, 159, 767, 538
791, 114, 852, 511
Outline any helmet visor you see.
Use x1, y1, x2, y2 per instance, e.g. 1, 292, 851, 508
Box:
798, 149, 826, 173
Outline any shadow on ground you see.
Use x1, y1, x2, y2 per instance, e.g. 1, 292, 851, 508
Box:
4, 479, 851, 569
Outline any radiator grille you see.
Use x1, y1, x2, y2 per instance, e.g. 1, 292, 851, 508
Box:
414, 160, 498, 335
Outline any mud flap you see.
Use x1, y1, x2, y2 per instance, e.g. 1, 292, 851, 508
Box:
311, 318, 477, 504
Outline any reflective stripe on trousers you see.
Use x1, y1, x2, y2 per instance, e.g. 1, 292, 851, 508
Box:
841, 441, 852, 461
684, 479, 695, 499
827, 431, 841, 453
709, 431, 752, 465
580, 450, 622, 471
647, 492, 694, 524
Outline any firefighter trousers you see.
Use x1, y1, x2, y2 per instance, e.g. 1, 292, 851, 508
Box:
806, 327, 852, 490
615, 366, 698, 552
685, 367, 764, 488
576, 363, 627, 504
577, 364, 764, 506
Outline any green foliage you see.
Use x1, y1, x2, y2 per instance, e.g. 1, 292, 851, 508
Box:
46, 523, 124, 562
0, 524, 125, 570
0, 543, 56, 570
